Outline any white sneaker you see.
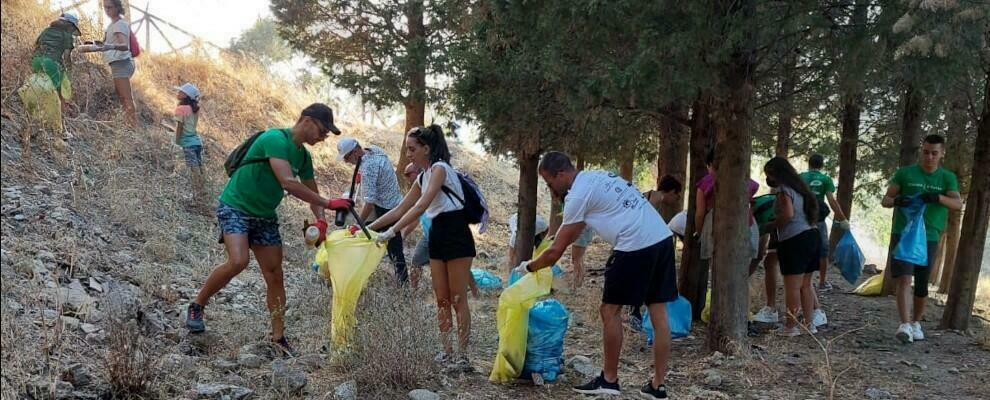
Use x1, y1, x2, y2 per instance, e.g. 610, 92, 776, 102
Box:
812, 309, 828, 328
753, 306, 779, 323
911, 322, 925, 341
808, 325, 818, 335
896, 323, 914, 344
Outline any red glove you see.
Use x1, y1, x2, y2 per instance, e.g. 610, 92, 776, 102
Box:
314, 219, 329, 240
326, 198, 354, 210
346, 224, 361, 235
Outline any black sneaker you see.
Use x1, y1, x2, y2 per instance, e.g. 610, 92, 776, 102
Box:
272, 336, 299, 358
186, 303, 205, 333
573, 372, 620, 396
640, 381, 668, 399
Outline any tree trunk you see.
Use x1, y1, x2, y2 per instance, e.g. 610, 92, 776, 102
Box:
930, 233, 946, 286
937, 209, 963, 293
658, 102, 690, 221
548, 195, 563, 237
882, 84, 924, 296
775, 55, 796, 158
829, 95, 861, 252
940, 74, 990, 330
513, 151, 541, 265
619, 157, 634, 182
576, 155, 586, 171
679, 94, 713, 320
398, 0, 427, 190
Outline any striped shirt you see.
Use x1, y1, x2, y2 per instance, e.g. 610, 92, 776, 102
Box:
359, 146, 403, 209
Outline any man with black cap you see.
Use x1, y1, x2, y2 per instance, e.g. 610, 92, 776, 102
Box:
186, 103, 350, 357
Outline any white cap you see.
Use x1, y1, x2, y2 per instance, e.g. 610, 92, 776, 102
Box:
337, 138, 359, 161
175, 83, 201, 101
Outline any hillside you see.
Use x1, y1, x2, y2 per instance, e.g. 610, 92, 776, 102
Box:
3, 1, 989, 400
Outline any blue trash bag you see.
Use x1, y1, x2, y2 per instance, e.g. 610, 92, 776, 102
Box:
471, 269, 503, 290
509, 264, 564, 286
893, 197, 928, 266
833, 231, 865, 284
521, 299, 569, 382
643, 295, 692, 345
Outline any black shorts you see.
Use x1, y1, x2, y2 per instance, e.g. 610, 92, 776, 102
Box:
602, 237, 678, 306
427, 210, 476, 261
777, 229, 821, 276
889, 234, 937, 279
767, 231, 779, 253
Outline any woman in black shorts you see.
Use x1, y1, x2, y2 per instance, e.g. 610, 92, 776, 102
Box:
764, 157, 821, 337
367, 125, 476, 366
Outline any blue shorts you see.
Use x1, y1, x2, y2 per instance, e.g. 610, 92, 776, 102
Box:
183, 145, 203, 167
574, 226, 595, 247
216, 202, 281, 246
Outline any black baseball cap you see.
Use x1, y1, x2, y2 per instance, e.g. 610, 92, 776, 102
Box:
301, 103, 342, 135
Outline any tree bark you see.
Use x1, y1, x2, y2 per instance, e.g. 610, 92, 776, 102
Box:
513, 151, 541, 266
775, 54, 796, 158
619, 157, 634, 182
679, 94, 713, 320
882, 84, 924, 296
548, 195, 563, 237
658, 102, 690, 221
937, 209, 963, 293
829, 96, 861, 252
398, 0, 427, 190
940, 74, 990, 330
938, 93, 973, 293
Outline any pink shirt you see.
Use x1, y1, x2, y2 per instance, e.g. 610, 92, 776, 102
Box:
696, 173, 759, 222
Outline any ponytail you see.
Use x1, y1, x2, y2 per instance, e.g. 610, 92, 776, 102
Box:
408, 124, 451, 164
179, 96, 200, 113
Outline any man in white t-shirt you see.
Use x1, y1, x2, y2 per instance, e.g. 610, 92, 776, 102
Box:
515, 152, 677, 399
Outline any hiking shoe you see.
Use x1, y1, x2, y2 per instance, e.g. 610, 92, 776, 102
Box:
639, 381, 668, 399
812, 309, 828, 328
573, 373, 620, 396
186, 303, 205, 333
818, 282, 834, 292
779, 326, 800, 337
272, 336, 299, 358
896, 323, 914, 344
753, 306, 779, 323
911, 322, 925, 341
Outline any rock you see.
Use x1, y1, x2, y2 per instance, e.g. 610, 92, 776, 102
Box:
14, 213, 26, 221
15, 258, 41, 277
60, 316, 80, 332
42, 309, 59, 321
293, 353, 324, 371
865, 388, 892, 400
27, 377, 73, 400
37, 250, 56, 263
213, 359, 240, 372
162, 353, 193, 370
237, 353, 266, 369
80, 323, 101, 334
61, 363, 92, 387
85, 331, 107, 344
408, 389, 440, 400
88, 277, 103, 292
333, 380, 357, 400
703, 369, 724, 388
239, 343, 274, 359
141, 309, 166, 335
5, 299, 23, 315
194, 383, 254, 400
948, 367, 960, 374
59, 279, 94, 315
566, 355, 598, 378
272, 360, 307, 394
183, 332, 222, 355
103, 280, 142, 322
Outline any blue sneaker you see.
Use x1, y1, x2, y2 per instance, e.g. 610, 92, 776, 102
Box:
186, 303, 205, 333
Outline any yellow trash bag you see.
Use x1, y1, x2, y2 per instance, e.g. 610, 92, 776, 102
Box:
314, 230, 387, 346
17, 72, 63, 132
854, 274, 883, 296
490, 266, 554, 382
60, 74, 72, 101
701, 289, 712, 323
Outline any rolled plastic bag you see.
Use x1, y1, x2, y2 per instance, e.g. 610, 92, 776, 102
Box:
833, 231, 865, 284
17, 72, 63, 131
490, 266, 553, 382
314, 230, 387, 346
644, 295, 692, 344
893, 197, 928, 266
471, 268, 503, 290
521, 299, 569, 382
701, 290, 712, 324
853, 274, 883, 296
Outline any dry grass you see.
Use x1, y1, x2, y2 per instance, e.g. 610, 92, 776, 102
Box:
102, 319, 157, 398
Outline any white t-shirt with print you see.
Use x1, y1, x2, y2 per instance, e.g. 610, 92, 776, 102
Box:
562, 171, 672, 252
420, 161, 465, 218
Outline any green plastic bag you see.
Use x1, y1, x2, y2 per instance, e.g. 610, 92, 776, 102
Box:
315, 230, 387, 346
17, 72, 62, 131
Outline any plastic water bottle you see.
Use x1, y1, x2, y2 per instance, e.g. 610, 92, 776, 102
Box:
305, 225, 320, 247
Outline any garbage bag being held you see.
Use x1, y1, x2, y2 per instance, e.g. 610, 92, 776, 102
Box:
644, 295, 692, 344
521, 299, 569, 382
893, 196, 928, 266
834, 231, 865, 285
314, 230, 387, 346
490, 267, 553, 382
17, 72, 63, 132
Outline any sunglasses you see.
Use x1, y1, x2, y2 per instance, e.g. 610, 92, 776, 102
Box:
311, 117, 331, 137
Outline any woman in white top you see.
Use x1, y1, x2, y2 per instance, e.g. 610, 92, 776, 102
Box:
79, 0, 135, 124
367, 124, 476, 366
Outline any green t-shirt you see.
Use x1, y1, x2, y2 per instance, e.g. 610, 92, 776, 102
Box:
34, 26, 74, 66
799, 170, 835, 202
889, 164, 959, 241
219, 128, 314, 218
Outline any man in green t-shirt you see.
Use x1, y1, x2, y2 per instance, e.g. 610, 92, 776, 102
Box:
799, 154, 850, 291
186, 104, 352, 356
881, 134, 962, 344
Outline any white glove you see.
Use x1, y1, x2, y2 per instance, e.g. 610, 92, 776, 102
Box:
375, 227, 395, 245
838, 220, 851, 231
513, 261, 531, 276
